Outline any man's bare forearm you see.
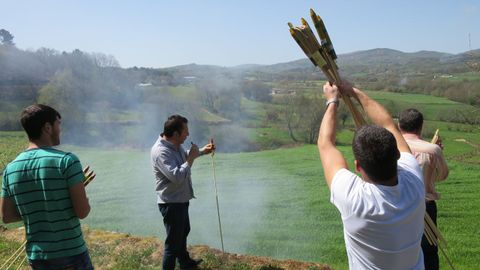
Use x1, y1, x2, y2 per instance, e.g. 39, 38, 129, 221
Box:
318, 103, 338, 148
353, 87, 411, 153
353, 88, 395, 129
1, 198, 22, 223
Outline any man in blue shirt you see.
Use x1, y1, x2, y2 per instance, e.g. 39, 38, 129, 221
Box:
151, 114, 214, 270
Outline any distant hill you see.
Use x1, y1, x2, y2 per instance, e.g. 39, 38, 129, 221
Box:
1, 44, 479, 123
337, 48, 451, 66
162, 48, 479, 82
247, 48, 478, 75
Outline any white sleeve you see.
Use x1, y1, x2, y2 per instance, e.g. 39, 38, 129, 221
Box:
330, 168, 361, 217
398, 152, 423, 182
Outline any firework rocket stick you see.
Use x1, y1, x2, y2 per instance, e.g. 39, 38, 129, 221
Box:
310, 9, 338, 61
300, 18, 322, 48
1, 241, 26, 270
431, 129, 440, 144
424, 225, 435, 246
209, 139, 225, 252
424, 221, 436, 246
289, 25, 317, 67
289, 27, 334, 81
84, 173, 96, 187
425, 213, 447, 247
296, 16, 366, 126
83, 168, 96, 186
289, 22, 324, 67
299, 19, 340, 81
14, 255, 26, 270
4, 246, 24, 270
290, 29, 327, 72
439, 245, 457, 270
288, 22, 317, 66
310, 10, 364, 109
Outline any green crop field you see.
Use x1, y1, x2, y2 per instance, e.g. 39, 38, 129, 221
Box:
1, 90, 479, 269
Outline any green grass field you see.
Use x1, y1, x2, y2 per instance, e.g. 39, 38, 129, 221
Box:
1, 89, 479, 269
2, 126, 479, 269
365, 91, 479, 122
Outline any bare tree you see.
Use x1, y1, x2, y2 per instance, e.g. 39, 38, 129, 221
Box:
283, 92, 326, 144
90, 52, 120, 67
284, 95, 299, 142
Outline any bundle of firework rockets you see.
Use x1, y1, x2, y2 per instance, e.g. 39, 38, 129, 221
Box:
1, 167, 96, 270
289, 10, 455, 270
288, 9, 366, 128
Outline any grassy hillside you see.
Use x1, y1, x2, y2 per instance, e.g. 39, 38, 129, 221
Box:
365, 90, 479, 123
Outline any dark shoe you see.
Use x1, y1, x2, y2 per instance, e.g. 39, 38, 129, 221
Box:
180, 258, 203, 270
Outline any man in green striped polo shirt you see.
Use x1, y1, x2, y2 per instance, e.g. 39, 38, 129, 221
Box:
1, 104, 93, 269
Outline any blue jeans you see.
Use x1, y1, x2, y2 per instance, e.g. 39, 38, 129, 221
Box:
158, 202, 194, 270
28, 250, 93, 270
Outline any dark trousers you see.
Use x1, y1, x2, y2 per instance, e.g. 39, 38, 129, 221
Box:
28, 250, 93, 270
422, 201, 439, 270
158, 202, 193, 270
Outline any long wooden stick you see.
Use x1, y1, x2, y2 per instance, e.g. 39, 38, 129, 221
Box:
14, 255, 26, 270
425, 213, 447, 247
431, 129, 440, 144
210, 152, 225, 252
0, 241, 26, 270
424, 220, 435, 245
2, 241, 25, 270
439, 244, 457, 270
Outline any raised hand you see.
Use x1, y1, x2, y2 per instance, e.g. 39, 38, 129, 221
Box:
201, 138, 216, 156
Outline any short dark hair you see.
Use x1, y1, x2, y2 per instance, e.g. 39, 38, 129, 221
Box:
352, 125, 400, 183
398, 108, 423, 133
162, 114, 188, 138
21, 104, 61, 140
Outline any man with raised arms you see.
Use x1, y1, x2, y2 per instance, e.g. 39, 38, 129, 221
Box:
317, 82, 425, 269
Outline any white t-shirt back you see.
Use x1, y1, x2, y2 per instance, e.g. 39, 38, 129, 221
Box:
330, 153, 426, 270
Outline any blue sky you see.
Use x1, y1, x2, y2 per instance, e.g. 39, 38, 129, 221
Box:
2, 0, 479, 68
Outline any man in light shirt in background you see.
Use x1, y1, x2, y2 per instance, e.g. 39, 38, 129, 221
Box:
399, 108, 449, 270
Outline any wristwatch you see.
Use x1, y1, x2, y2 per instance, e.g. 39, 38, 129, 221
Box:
325, 98, 339, 108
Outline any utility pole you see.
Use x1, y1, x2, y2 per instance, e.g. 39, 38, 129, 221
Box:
469, 33, 471, 51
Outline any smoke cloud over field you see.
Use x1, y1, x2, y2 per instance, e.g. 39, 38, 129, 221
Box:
0, 46, 258, 152
1, 44, 310, 259
78, 146, 282, 257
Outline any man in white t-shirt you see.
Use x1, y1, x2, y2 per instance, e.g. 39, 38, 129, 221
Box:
317, 82, 426, 270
